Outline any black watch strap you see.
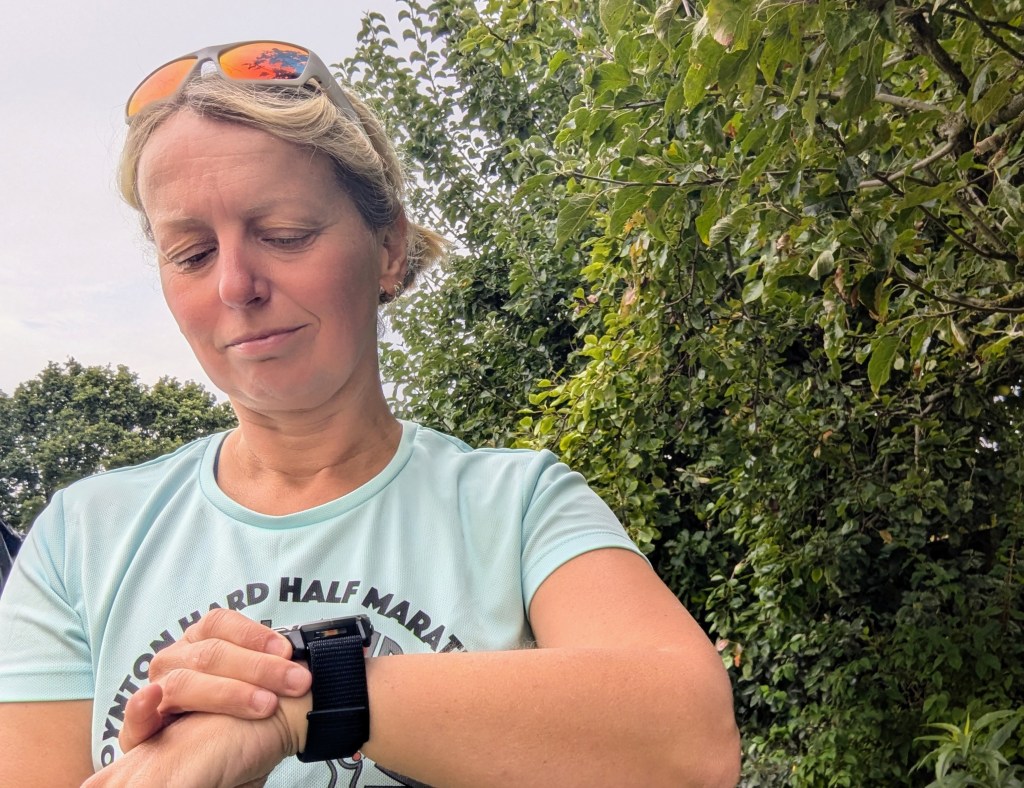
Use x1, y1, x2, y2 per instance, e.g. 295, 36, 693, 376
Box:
298, 631, 370, 762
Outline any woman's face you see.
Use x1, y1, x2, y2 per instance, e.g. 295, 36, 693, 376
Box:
137, 111, 406, 416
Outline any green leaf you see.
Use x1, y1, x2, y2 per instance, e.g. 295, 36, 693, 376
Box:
589, 62, 632, 96
738, 140, 780, 188
846, 120, 892, 156
868, 335, 900, 394
836, 37, 882, 123
742, 279, 764, 303
909, 318, 936, 360
809, 249, 836, 279
840, 59, 877, 121
899, 183, 955, 210
684, 63, 709, 108
946, 317, 968, 352
599, 0, 631, 37
696, 201, 722, 245
718, 45, 759, 96
709, 206, 753, 246
987, 713, 1023, 751
705, 0, 750, 48
980, 333, 1019, 362
759, 26, 788, 87
686, 28, 727, 108
513, 173, 558, 202
970, 80, 1013, 125
609, 188, 653, 235
664, 80, 686, 120
555, 194, 601, 249
546, 50, 570, 78
654, 0, 684, 44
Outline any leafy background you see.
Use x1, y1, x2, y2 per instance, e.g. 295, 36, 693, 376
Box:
352, 0, 1024, 783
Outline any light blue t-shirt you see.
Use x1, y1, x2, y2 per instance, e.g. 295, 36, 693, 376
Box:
0, 421, 641, 785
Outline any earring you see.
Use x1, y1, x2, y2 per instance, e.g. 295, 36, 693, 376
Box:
379, 281, 404, 305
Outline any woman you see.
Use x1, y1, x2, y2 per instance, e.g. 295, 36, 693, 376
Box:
0, 41, 739, 787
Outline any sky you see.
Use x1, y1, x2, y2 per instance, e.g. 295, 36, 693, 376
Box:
0, 0, 399, 396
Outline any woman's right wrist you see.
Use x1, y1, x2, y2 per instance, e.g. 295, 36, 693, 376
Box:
278, 692, 312, 757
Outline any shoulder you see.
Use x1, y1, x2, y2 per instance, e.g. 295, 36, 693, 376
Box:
407, 423, 566, 499
402, 422, 613, 524
21, 433, 226, 587
55, 432, 223, 520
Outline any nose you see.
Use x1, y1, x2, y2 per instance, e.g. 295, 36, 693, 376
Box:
217, 242, 269, 308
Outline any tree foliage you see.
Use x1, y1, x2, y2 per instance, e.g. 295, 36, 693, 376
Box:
347, 0, 1024, 783
0, 360, 236, 529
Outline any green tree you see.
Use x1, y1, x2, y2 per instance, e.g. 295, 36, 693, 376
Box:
347, 0, 1024, 783
350, 1, 588, 446
0, 360, 236, 529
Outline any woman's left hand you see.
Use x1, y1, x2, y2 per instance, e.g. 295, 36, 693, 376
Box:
88, 698, 306, 788
119, 608, 312, 751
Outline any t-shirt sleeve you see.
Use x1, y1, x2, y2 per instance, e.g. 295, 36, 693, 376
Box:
519, 451, 646, 612
0, 492, 94, 701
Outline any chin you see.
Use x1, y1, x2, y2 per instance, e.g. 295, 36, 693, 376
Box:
229, 374, 354, 415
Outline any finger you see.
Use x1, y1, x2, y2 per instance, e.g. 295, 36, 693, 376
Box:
149, 637, 311, 698
181, 608, 292, 659
156, 668, 283, 719
120, 683, 169, 753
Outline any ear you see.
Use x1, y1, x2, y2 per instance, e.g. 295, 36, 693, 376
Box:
377, 212, 409, 293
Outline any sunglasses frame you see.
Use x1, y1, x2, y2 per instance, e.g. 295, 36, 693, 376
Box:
125, 40, 364, 127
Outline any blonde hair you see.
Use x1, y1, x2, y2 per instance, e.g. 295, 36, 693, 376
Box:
118, 76, 447, 294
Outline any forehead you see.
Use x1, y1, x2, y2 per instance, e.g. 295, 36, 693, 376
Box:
137, 111, 341, 215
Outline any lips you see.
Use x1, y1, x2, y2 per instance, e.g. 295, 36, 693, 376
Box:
226, 325, 305, 349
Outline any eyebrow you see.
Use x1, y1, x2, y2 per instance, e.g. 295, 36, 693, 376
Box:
152, 198, 331, 232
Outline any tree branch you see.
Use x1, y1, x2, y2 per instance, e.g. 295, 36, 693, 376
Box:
939, 5, 1024, 35
953, 0, 1024, 65
875, 92, 946, 114
566, 168, 836, 191
975, 103, 1024, 158
874, 172, 1018, 262
858, 141, 957, 188
904, 10, 972, 96
927, 165, 1012, 254
824, 90, 946, 114
859, 93, 1024, 188
895, 264, 1024, 314
566, 171, 722, 189
996, 94, 1024, 126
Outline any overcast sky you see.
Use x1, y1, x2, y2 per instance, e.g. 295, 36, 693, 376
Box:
1, 0, 399, 396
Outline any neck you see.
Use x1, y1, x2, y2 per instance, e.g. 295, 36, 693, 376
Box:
217, 385, 403, 515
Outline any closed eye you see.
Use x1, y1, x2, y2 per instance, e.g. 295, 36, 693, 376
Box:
169, 247, 216, 270
265, 232, 316, 249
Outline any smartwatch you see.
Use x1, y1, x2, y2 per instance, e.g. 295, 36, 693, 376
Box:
274, 615, 374, 762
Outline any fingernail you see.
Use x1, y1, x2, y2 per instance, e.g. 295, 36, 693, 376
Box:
286, 666, 310, 692
253, 689, 276, 714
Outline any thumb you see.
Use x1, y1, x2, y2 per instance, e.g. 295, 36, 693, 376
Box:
119, 683, 169, 752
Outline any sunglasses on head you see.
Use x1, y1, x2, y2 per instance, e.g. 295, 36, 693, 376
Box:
125, 40, 363, 126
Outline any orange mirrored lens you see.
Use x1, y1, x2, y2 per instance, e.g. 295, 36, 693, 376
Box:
127, 57, 198, 117
218, 43, 309, 80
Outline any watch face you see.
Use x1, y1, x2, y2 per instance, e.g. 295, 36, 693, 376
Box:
299, 615, 374, 646
274, 615, 373, 661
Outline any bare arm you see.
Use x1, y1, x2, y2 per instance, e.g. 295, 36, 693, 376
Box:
360, 549, 740, 786
0, 700, 94, 787
119, 549, 740, 787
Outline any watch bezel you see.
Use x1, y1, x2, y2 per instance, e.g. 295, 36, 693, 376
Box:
275, 615, 373, 662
